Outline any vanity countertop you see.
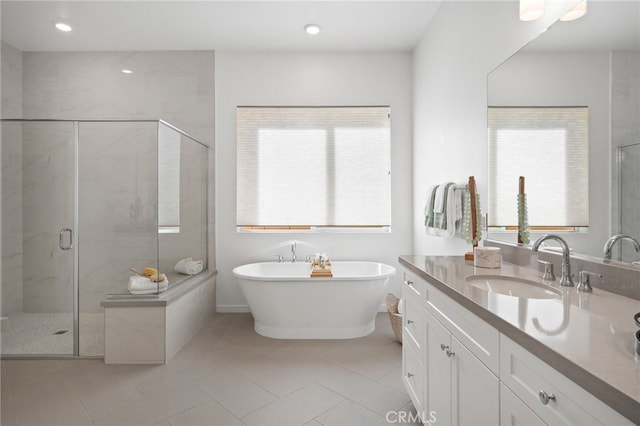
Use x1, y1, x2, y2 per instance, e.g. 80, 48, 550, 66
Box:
399, 255, 640, 424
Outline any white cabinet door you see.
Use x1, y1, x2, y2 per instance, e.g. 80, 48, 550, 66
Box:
500, 383, 546, 426
426, 311, 452, 426
451, 336, 500, 426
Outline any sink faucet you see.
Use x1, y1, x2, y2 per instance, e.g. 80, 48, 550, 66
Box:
532, 234, 574, 287
603, 234, 640, 261
291, 241, 297, 263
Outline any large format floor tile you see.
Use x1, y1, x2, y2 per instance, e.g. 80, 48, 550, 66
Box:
2, 312, 411, 425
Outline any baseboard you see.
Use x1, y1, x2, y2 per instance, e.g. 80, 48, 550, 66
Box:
217, 304, 386, 313
216, 304, 251, 313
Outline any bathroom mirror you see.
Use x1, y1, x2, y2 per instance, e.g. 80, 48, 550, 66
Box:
487, 1, 640, 260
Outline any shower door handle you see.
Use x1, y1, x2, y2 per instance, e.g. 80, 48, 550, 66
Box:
59, 228, 73, 250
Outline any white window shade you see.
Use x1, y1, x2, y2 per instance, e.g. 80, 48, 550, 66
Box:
488, 107, 589, 228
237, 106, 391, 228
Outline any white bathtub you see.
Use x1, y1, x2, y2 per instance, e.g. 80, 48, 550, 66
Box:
233, 261, 396, 339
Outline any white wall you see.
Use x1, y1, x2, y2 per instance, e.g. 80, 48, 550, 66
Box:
215, 52, 413, 311
488, 51, 611, 257
412, 0, 578, 255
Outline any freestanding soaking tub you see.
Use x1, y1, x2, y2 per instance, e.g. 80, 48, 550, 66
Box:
233, 261, 396, 339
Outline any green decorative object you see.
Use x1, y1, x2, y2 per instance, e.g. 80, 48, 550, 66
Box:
517, 193, 530, 244
462, 190, 482, 245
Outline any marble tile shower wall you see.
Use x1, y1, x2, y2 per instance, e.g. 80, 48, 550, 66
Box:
1, 125, 23, 316
1, 42, 23, 316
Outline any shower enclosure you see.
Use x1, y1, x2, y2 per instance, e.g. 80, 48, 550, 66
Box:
1, 119, 208, 357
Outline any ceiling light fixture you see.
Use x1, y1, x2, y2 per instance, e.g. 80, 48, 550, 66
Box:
304, 24, 321, 35
519, 0, 544, 21
54, 22, 72, 32
122, 69, 133, 74
560, 0, 587, 22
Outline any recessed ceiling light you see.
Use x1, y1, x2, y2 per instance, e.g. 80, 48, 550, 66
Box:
122, 69, 133, 74
304, 24, 321, 35
54, 22, 72, 32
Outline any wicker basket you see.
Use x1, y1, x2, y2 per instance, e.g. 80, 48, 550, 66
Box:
386, 293, 403, 344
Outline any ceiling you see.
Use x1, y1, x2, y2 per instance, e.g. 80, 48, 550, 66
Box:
0, 1, 442, 52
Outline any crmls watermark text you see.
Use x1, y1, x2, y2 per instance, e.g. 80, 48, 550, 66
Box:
386, 410, 437, 424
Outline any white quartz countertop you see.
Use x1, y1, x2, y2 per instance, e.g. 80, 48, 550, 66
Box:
399, 255, 640, 424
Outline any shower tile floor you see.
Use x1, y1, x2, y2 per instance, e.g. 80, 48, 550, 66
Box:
1, 312, 104, 356
1, 313, 419, 425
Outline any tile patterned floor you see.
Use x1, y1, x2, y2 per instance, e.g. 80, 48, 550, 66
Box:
1, 313, 420, 426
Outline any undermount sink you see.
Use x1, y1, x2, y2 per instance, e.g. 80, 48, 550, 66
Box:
465, 275, 562, 299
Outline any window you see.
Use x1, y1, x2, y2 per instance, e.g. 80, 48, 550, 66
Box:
488, 107, 588, 230
236, 106, 391, 232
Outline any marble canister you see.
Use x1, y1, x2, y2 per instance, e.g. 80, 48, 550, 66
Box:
474, 247, 502, 268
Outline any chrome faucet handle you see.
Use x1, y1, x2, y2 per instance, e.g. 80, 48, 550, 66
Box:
577, 270, 603, 293
537, 260, 556, 281
274, 255, 284, 263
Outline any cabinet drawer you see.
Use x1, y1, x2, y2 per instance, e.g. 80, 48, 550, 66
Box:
426, 285, 500, 374
403, 343, 425, 412
500, 335, 633, 426
403, 271, 427, 306
403, 298, 426, 352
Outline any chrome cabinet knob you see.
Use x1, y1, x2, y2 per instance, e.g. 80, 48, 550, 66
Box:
407, 372, 414, 378
440, 344, 449, 351
445, 349, 455, 358
406, 319, 414, 324
538, 390, 556, 405
405, 280, 414, 287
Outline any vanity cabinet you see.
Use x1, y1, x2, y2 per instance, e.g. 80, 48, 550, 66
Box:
400, 265, 634, 426
402, 272, 499, 425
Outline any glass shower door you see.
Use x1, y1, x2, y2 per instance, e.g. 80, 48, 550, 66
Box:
1, 121, 76, 356
619, 143, 640, 263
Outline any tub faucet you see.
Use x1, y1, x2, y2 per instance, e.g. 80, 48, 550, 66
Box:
603, 234, 640, 261
291, 241, 297, 263
532, 234, 574, 287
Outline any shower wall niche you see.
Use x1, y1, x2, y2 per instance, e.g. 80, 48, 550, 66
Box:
1, 119, 208, 357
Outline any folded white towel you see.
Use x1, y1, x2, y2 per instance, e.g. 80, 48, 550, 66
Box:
397, 298, 405, 315
128, 275, 169, 293
129, 285, 168, 295
433, 185, 447, 213
174, 257, 204, 275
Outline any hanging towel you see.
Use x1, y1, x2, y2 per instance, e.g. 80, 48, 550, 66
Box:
424, 185, 438, 229
128, 275, 169, 294
433, 182, 455, 230
426, 182, 463, 238
174, 257, 204, 275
